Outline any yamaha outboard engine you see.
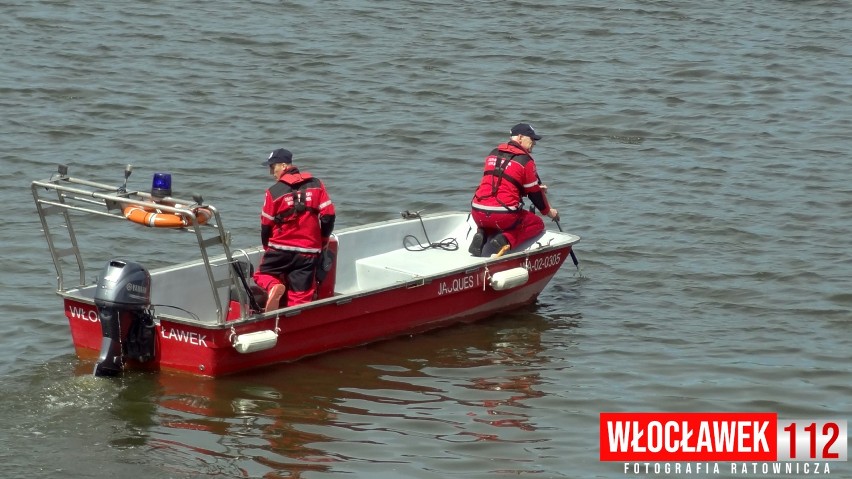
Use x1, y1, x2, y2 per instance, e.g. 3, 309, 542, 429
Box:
93, 260, 156, 377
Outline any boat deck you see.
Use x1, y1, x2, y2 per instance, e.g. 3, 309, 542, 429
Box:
353, 245, 474, 290
347, 229, 568, 293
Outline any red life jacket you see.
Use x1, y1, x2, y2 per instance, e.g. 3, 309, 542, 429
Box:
261, 169, 335, 253
471, 141, 546, 214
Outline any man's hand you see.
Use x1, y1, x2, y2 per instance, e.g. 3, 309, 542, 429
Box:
547, 208, 560, 222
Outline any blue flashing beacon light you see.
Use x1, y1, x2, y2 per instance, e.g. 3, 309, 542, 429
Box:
151, 172, 172, 199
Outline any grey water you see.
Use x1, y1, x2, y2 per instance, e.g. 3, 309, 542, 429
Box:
2, 1, 850, 478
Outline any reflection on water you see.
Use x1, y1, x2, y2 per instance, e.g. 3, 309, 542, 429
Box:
73, 310, 570, 477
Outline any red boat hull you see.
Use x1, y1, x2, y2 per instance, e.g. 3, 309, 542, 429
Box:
63, 245, 572, 376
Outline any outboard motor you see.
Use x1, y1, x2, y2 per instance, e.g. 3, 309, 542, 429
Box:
93, 260, 156, 377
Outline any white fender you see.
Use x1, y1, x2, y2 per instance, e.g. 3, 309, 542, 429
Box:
490, 267, 529, 291
233, 330, 278, 354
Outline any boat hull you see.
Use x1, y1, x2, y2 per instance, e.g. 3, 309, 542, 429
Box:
63, 245, 573, 376
34, 169, 581, 377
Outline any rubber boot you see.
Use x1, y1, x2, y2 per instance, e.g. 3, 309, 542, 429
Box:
489, 233, 511, 257
468, 228, 486, 256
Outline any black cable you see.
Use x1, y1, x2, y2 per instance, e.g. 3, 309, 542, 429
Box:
400, 211, 459, 252
149, 304, 201, 322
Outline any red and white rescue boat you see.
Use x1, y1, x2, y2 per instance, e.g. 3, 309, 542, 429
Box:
31, 164, 581, 377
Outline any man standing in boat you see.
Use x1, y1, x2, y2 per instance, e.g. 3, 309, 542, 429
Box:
469, 123, 560, 256
253, 148, 336, 310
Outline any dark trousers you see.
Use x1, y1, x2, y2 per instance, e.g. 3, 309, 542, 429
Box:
254, 249, 319, 306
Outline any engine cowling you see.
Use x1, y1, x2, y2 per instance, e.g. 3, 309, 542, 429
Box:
93, 260, 154, 377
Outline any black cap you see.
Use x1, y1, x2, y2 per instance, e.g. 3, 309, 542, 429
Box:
263, 148, 293, 166
510, 123, 542, 141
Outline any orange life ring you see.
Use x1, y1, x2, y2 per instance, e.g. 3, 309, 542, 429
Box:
123, 205, 212, 228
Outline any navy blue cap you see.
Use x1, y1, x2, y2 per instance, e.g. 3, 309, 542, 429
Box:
263, 148, 293, 166
510, 123, 542, 141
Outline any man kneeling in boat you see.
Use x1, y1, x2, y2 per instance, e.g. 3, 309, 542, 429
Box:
469, 123, 560, 256
253, 148, 335, 310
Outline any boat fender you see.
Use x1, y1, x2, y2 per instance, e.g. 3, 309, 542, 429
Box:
490, 267, 529, 291
233, 330, 278, 354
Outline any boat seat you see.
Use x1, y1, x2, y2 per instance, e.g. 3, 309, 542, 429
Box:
354, 256, 420, 290
353, 245, 483, 291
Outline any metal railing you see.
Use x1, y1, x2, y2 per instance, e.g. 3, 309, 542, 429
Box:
31, 164, 249, 324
